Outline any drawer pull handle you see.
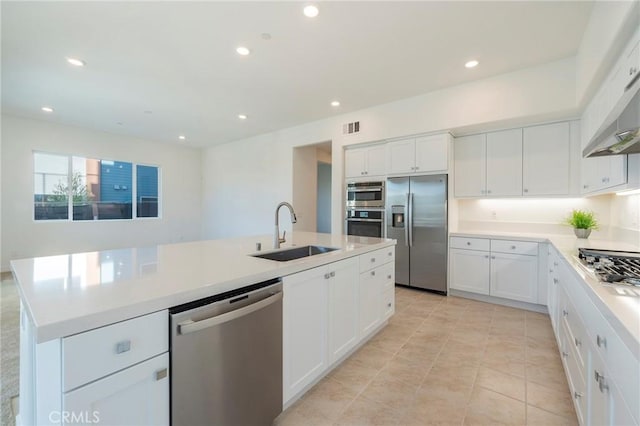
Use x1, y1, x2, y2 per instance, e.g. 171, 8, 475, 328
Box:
371, 258, 376, 263
510, 245, 516, 250
562, 309, 568, 317
115, 340, 131, 354
597, 335, 607, 348
387, 275, 392, 279
371, 271, 376, 276
561, 351, 568, 358
574, 391, 582, 400
574, 337, 581, 347
388, 252, 392, 256
594, 370, 609, 393
387, 303, 392, 308
155, 368, 168, 381
466, 242, 471, 246
324, 273, 331, 279
330, 271, 336, 277
553, 278, 559, 284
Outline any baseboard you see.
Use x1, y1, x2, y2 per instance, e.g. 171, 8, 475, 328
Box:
449, 289, 548, 314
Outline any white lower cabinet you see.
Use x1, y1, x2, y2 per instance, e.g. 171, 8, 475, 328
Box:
283, 264, 330, 403
450, 237, 539, 304
63, 353, 169, 426
449, 248, 490, 295
490, 252, 538, 303
328, 259, 360, 364
548, 247, 639, 426
283, 249, 395, 406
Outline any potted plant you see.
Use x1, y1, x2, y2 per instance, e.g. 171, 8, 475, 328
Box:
564, 209, 599, 238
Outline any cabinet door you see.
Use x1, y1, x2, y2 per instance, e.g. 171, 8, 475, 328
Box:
388, 139, 415, 174
490, 253, 538, 303
454, 134, 486, 197
366, 145, 387, 176
345, 149, 366, 178
415, 134, 448, 173
449, 248, 490, 295
603, 155, 627, 189
486, 129, 522, 196
581, 156, 606, 193
359, 268, 382, 338
523, 122, 570, 196
328, 259, 359, 364
283, 268, 328, 403
63, 353, 169, 426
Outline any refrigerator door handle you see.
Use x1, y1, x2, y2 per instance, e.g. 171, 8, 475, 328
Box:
409, 192, 414, 247
404, 193, 410, 246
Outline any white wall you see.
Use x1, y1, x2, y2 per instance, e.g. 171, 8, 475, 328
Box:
1, 115, 203, 270
202, 58, 579, 239
609, 192, 640, 245
456, 195, 613, 237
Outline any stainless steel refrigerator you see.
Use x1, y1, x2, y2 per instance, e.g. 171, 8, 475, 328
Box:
386, 175, 448, 293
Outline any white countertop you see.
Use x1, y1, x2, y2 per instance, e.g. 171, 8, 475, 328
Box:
11, 232, 395, 343
451, 230, 640, 356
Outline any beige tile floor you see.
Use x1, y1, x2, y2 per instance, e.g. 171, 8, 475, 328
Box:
275, 286, 578, 426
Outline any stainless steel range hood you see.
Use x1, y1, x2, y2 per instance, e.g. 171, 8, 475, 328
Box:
583, 85, 640, 158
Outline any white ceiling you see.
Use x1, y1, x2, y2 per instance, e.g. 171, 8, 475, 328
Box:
1, 1, 594, 148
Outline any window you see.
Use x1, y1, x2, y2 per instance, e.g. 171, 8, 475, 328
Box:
33, 152, 160, 221
34, 152, 69, 220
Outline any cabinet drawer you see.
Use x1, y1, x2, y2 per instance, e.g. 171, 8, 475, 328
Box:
380, 263, 395, 290
491, 239, 538, 256
450, 237, 490, 251
63, 310, 168, 392
360, 246, 395, 272
563, 333, 587, 426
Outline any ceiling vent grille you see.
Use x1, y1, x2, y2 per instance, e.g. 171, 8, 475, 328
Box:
343, 121, 360, 135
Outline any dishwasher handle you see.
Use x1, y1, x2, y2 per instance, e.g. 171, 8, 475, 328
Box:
177, 291, 282, 335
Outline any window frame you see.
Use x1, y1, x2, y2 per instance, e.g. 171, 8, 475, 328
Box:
32, 151, 162, 222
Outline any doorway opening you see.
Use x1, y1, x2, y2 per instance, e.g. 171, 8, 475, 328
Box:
292, 141, 332, 233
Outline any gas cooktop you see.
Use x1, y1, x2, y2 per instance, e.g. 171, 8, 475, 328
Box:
577, 248, 640, 287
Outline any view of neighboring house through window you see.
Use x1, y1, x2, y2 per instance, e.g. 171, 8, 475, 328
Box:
136, 165, 159, 218
34, 152, 70, 220
33, 152, 160, 221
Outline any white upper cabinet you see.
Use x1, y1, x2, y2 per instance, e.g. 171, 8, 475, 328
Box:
522, 122, 570, 196
388, 134, 449, 175
486, 129, 523, 197
415, 134, 449, 173
582, 27, 640, 147
454, 130, 522, 197
345, 145, 387, 178
387, 139, 415, 174
581, 155, 627, 194
454, 134, 486, 197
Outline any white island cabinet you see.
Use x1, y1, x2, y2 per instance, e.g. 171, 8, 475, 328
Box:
14, 232, 395, 426
19, 308, 169, 426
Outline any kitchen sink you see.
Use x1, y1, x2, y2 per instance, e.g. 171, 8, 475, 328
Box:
252, 245, 338, 262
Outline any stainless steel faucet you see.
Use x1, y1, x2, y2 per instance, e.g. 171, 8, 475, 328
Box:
274, 202, 297, 249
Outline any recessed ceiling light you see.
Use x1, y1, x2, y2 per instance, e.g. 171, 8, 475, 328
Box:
178, 135, 186, 140
465, 60, 479, 68
236, 46, 250, 56
238, 114, 247, 120
304, 5, 319, 18
331, 101, 340, 107
41, 106, 54, 113
66, 57, 85, 67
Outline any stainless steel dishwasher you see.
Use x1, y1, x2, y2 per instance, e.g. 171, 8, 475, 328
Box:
170, 278, 283, 426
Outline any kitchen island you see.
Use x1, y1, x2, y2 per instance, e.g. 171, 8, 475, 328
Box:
12, 232, 396, 426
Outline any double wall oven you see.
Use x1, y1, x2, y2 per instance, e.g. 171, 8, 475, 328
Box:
346, 181, 385, 238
